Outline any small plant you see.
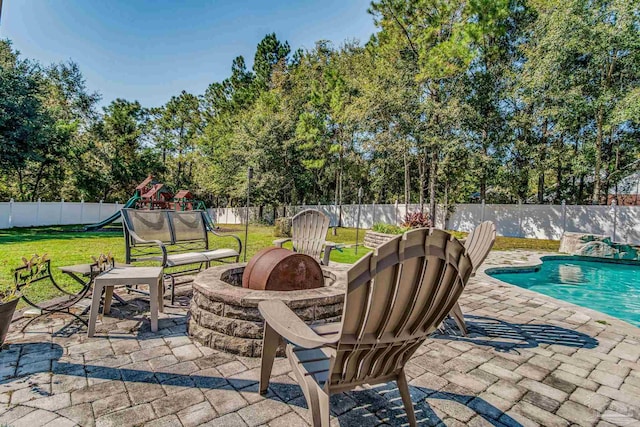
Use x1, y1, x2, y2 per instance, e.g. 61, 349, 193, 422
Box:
91, 253, 114, 269
402, 211, 432, 229
372, 223, 408, 235
90, 253, 115, 275
1, 253, 49, 302
273, 217, 292, 237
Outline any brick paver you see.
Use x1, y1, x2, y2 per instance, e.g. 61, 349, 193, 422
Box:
1, 251, 639, 426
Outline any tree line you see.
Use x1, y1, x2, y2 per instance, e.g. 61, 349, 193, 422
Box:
1, 0, 638, 222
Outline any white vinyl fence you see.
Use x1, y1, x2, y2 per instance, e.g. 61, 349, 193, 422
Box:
0, 200, 123, 229
1, 199, 638, 245
209, 202, 640, 245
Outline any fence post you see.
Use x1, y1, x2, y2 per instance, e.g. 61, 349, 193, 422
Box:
561, 200, 566, 236
59, 199, 64, 225
612, 199, 617, 242
80, 199, 85, 224
8, 198, 13, 228
394, 200, 399, 225
372, 202, 376, 226
481, 199, 485, 223
36, 198, 41, 226
99, 200, 103, 221
518, 201, 523, 238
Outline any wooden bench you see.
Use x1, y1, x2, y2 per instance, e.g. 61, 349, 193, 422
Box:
121, 209, 242, 304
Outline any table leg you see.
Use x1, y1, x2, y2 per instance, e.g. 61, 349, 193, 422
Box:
88, 282, 103, 337
63, 270, 127, 305
104, 287, 113, 315
149, 279, 158, 332
157, 278, 164, 313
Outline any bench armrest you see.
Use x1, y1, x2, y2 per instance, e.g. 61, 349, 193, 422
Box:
127, 229, 168, 266
210, 230, 243, 256
273, 238, 291, 248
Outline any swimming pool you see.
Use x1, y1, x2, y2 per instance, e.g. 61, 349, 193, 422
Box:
488, 257, 640, 327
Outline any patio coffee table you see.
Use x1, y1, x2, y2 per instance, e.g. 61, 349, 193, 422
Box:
88, 266, 164, 337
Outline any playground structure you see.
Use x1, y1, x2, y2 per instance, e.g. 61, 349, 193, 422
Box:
84, 175, 212, 231
135, 175, 197, 211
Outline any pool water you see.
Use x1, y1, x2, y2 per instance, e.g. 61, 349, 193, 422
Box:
489, 258, 640, 327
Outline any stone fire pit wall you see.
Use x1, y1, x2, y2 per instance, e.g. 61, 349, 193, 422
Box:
189, 263, 348, 357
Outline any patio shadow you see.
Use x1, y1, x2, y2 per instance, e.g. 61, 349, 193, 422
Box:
434, 315, 598, 351
3, 342, 523, 426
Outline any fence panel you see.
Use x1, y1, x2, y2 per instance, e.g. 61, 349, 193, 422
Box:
60, 202, 84, 225
9, 202, 39, 227
0, 201, 124, 228
565, 205, 612, 236
376, 205, 397, 226
521, 204, 564, 240
0, 204, 10, 228
614, 206, 640, 244
82, 203, 101, 224
448, 204, 483, 232
483, 204, 520, 237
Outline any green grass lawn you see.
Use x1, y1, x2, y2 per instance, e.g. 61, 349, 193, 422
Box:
0, 224, 558, 305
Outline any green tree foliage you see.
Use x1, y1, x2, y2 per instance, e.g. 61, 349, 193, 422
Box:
1, 1, 639, 210
0, 40, 99, 201
152, 91, 201, 189
78, 99, 161, 202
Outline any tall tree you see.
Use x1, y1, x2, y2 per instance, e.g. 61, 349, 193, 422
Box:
253, 33, 290, 92
522, 0, 640, 203
153, 91, 202, 189
82, 99, 160, 201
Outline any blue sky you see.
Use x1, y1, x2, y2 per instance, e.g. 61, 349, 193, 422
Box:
0, 0, 377, 108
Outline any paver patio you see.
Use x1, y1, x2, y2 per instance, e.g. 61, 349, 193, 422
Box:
1, 251, 639, 426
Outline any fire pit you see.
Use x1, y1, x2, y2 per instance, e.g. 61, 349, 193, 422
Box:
242, 247, 324, 291
188, 262, 348, 357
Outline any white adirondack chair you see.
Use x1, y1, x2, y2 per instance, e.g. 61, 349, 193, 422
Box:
273, 209, 335, 265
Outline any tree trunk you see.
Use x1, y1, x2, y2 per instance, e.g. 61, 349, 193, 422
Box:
578, 175, 585, 204
16, 168, 25, 201
403, 150, 410, 212
428, 148, 438, 224
443, 181, 449, 229
480, 137, 488, 201
418, 150, 426, 212
592, 109, 604, 204
31, 163, 47, 202
555, 135, 564, 203
537, 119, 548, 204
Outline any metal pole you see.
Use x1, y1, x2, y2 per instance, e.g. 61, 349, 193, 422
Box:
612, 199, 617, 243
244, 167, 253, 262
355, 187, 363, 255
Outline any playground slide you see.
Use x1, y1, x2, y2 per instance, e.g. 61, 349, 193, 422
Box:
202, 210, 218, 232
83, 195, 138, 231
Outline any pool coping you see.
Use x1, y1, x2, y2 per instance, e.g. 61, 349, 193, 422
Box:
485, 254, 640, 276
476, 251, 640, 333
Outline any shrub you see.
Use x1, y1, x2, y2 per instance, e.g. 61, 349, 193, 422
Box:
372, 223, 408, 235
402, 211, 432, 229
273, 217, 292, 237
